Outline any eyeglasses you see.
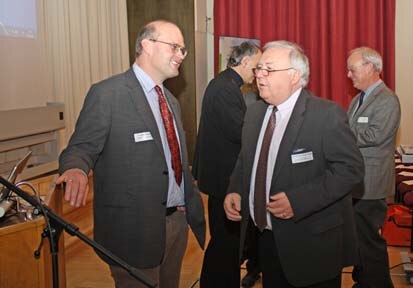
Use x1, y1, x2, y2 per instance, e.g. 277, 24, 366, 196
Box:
347, 62, 368, 74
252, 67, 295, 77
149, 39, 188, 57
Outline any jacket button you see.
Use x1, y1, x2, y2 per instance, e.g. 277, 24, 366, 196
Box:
163, 171, 168, 175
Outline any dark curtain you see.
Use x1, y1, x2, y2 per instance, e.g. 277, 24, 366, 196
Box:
214, 0, 395, 109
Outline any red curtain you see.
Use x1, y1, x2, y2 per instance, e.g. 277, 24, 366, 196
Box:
214, 0, 395, 109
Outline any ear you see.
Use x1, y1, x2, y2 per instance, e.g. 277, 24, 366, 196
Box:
141, 38, 152, 55
290, 69, 301, 85
366, 62, 375, 75
240, 56, 250, 68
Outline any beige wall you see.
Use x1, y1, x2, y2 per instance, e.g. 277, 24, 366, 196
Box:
195, 0, 214, 125
396, 0, 413, 145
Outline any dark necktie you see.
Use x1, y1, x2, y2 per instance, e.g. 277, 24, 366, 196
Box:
155, 85, 182, 186
254, 106, 277, 231
356, 91, 365, 111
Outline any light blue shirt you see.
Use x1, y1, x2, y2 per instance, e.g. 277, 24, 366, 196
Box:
363, 79, 382, 100
132, 63, 185, 207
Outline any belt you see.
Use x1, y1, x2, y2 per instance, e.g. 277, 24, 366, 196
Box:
166, 207, 177, 216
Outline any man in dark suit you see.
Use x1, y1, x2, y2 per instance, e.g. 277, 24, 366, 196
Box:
347, 47, 401, 288
56, 20, 205, 288
192, 41, 261, 287
224, 41, 364, 287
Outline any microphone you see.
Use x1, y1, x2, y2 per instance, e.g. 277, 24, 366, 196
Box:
0, 200, 14, 218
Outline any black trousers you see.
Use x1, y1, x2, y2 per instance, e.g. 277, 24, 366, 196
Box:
200, 195, 240, 288
352, 199, 394, 288
242, 217, 260, 274
258, 230, 341, 288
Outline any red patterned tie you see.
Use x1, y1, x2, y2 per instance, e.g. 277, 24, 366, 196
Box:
254, 106, 277, 231
155, 85, 182, 186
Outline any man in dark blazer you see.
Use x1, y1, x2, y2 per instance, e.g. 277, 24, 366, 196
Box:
347, 47, 401, 288
56, 20, 205, 288
192, 41, 261, 287
224, 41, 364, 287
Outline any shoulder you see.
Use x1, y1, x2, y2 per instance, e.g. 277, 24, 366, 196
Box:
303, 90, 345, 115
205, 70, 239, 94
374, 83, 400, 106
86, 70, 131, 97
86, 69, 137, 100
245, 99, 268, 118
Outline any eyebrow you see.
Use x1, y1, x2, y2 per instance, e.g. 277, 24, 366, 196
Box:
258, 61, 275, 66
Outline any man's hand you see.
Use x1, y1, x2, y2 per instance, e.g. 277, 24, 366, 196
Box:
224, 193, 242, 221
56, 169, 89, 207
267, 192, 294, 219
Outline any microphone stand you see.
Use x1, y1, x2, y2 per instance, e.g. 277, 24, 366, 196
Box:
0, 176, 157, 288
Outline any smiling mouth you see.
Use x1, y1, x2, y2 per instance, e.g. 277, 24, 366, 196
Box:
171, 60, 181, 68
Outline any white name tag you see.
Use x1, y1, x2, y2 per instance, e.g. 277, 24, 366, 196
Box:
291, 151, 314, 164
134, 132, 153, 142
357, 116, 368, 123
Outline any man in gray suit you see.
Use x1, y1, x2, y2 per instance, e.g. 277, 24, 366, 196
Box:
224, 41, 364, 287
56, 20, 205, 288
347, 47, 401, 288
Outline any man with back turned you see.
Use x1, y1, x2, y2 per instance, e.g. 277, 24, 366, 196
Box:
193, 41, 261, 287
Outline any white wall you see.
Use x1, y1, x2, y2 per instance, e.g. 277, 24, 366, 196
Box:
395, 0, 413, 145
195, 0, 214, 127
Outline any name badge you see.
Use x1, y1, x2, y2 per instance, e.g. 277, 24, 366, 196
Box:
357, 116, 368, 123
291, 151, 314, 164
134, 132, 153, 142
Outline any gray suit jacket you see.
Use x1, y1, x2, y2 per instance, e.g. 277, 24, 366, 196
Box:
59, 68, 205, 268
347, 82, 401, 199
228, 89, 364, 286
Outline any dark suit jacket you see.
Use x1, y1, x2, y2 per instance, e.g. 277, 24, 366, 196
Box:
347, 82, 400, 199
193, 68, 246, 198
59, 68, 205, 268
228, 89, 364, 286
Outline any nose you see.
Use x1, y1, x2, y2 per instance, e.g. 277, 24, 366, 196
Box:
254, 71, 264, 79
347, 70, 352, 78
176, 52, 185, 60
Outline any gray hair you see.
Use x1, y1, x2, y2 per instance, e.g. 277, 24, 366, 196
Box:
263, 40, 310, 87
227, 41, 260, 68
349, 47, 382, 73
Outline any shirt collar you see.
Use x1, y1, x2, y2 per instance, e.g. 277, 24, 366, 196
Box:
270, 87, 302, 112
132, 63, 164, 94
363, 79, 382, 97
227, 68, 244, 87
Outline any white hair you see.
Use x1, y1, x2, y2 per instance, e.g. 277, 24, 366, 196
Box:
263, 40, 310, 87
349, 46, 383, 73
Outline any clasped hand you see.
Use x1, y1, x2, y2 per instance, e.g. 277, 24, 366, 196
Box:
224, 192, 294, 221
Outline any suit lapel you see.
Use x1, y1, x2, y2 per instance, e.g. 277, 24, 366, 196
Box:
124, 69, 166, 159
348, 96, 358, 121
271, 90, 308, 188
